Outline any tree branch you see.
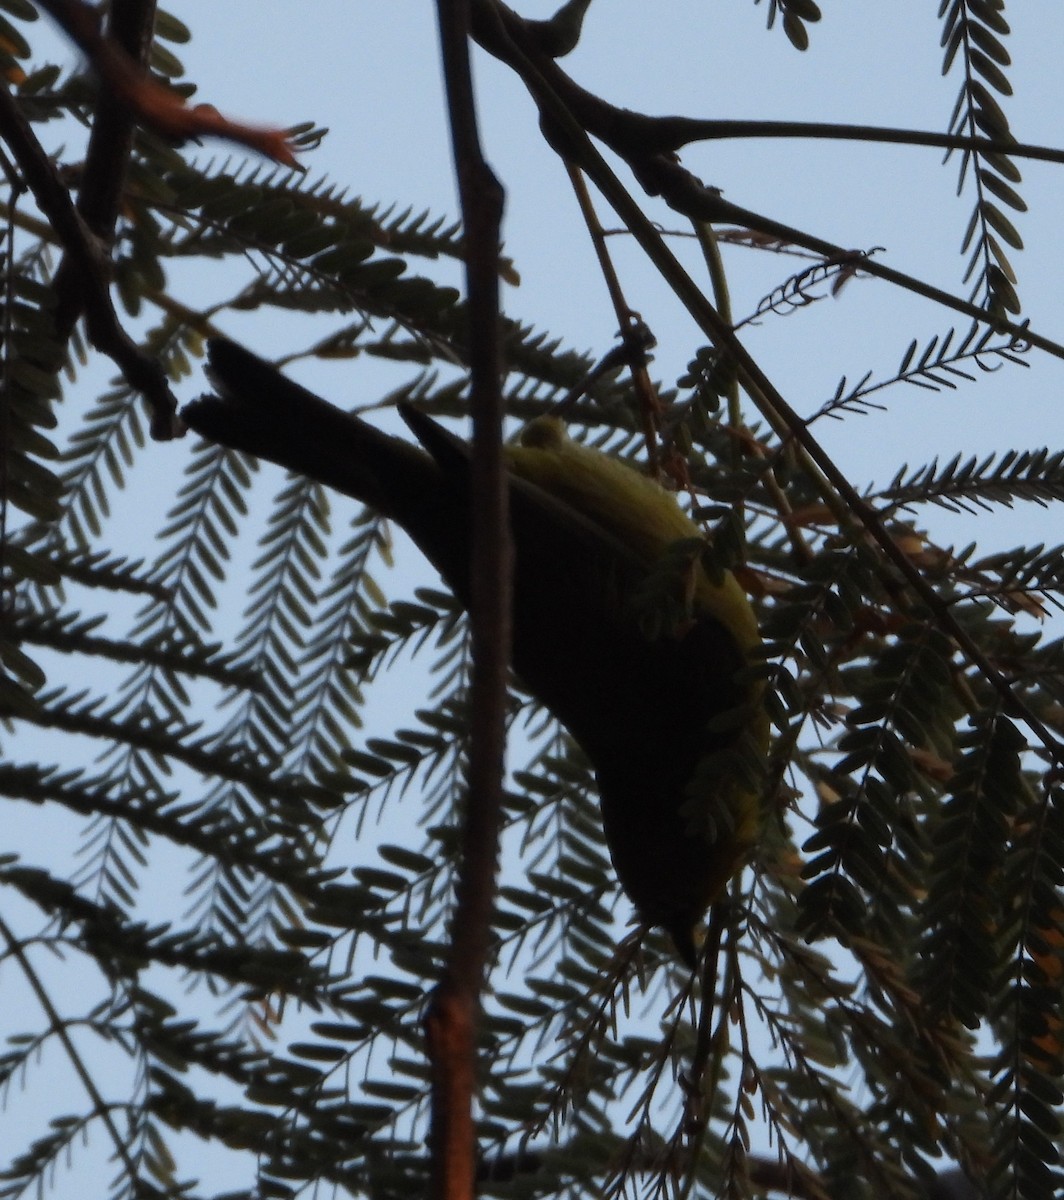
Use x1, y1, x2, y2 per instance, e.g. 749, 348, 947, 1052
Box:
469, 0, 1064, 362
51, 0, 158, 336
0, 915, 138, 1180
0, 76, 180, 437
465, 0, 1064, 769
424, 2, 508, 1198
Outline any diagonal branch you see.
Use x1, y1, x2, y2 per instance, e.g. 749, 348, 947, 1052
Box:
0, 914, 138, 1180
472, 1, 1064, 166
466, 0, 1064, 771
469, 0, 1064, 362
0, 77, 180, 437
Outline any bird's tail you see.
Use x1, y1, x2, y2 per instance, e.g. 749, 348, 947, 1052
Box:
183, 338, 442, 520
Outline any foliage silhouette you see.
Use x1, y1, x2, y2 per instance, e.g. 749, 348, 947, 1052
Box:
1, 3, 1063, 1199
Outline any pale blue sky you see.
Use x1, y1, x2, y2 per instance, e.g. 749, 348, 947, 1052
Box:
6, 4, 1064, 1194
169, 1, 1064, 546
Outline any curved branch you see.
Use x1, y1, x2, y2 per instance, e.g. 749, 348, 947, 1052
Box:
470, 0, 1064, 362
0, 78, 180, 436
467, 0, 1064, 768
473, 2, 1064, 165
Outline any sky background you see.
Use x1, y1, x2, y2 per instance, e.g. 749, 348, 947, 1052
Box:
5, 2, 1064, 1194
166, 2, 1064, 550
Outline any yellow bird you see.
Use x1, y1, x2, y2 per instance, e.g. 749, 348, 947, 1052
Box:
184, 339, 767, 965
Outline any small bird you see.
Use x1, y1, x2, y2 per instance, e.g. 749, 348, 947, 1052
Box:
184, 339, 767, 965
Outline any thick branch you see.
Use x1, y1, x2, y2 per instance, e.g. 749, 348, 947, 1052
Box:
425, 2, 508, 1199
0, 78, 179, 436
52, 0, 158, 335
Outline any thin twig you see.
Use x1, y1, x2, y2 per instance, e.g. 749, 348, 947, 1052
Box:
565, 162, 662, 462
0, 915, 138, 1180
673, 117, 1064, 167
